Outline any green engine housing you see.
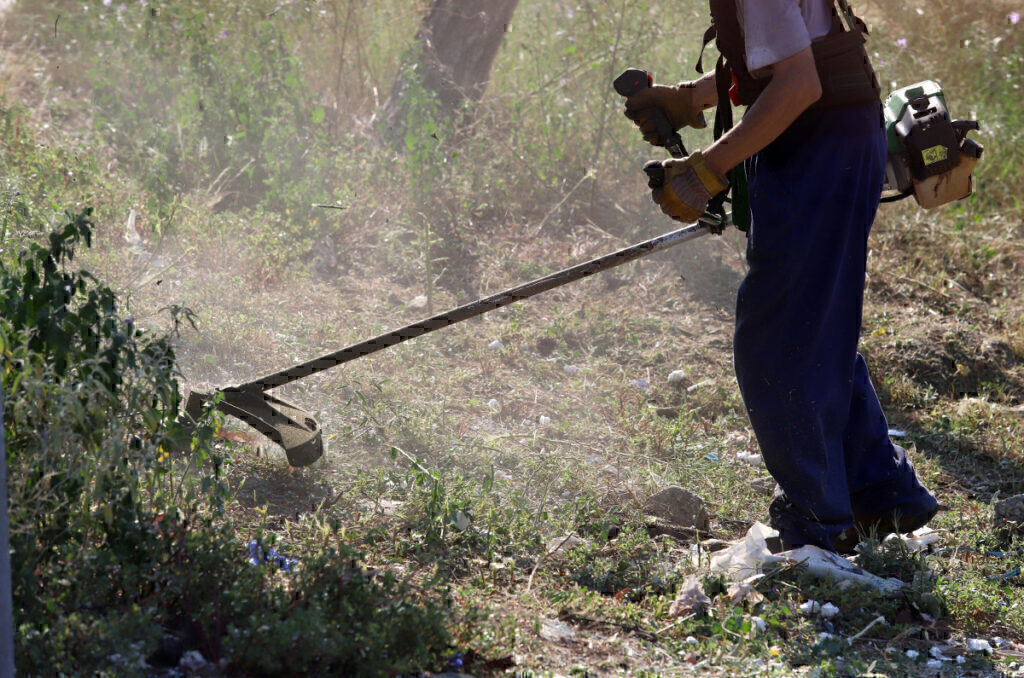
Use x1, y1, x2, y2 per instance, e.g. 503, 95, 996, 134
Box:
882, 80, 982, 200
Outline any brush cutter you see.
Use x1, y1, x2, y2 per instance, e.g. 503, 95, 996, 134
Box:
184, 68, 721, 467
184, 210, 727, 466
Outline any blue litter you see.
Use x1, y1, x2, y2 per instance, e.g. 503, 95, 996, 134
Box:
629, 378, 650, 392
705, 453, 720, 462
247, 539, 297, 571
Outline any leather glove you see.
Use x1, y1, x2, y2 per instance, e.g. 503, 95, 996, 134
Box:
651, 151, 728, 223
624, 82, 707, 146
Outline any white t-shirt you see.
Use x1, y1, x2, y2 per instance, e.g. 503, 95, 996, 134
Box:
736, 0, 834, 74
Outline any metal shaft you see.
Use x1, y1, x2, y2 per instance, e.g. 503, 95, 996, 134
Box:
241, 219, 716, 392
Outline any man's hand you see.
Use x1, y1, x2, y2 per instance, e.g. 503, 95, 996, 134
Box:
624, 82, 707, 146
651, 151, 728, 222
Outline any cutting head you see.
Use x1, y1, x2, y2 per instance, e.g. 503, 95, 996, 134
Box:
185, 387, 323, 467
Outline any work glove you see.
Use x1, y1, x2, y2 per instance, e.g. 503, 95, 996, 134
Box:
624, 81, 707, 146
651, 151, 728, 223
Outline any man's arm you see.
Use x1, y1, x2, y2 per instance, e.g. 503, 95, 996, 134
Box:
703, 46, 821, 178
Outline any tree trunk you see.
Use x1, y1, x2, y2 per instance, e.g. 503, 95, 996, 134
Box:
383, 0, 518, 137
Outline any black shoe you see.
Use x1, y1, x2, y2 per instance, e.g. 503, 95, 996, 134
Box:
833, 505, 939, 554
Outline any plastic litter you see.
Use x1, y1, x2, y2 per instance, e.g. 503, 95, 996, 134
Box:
705, 452, 720, 462
967, 638, 994, 654
629, 378, 650, 392
799, 600, 822, 616
736, 451, 764, 467
780, 545, 904, 592
894, 526, 941, 552
488, 339, 504, 350
709, 522, 785, 581
246, 539, 296, 571
669, 575, 712, 617
667, 369, 687, 385
905, 649, 919, 660
820, 602, 840, 619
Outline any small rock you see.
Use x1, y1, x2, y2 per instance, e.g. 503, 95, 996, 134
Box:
538, 617, 576, 643
994, 494, 1024, 529
643, 487, 710, 532
667, 369, 687, 385
563, 364, 580, 376
408, 294, 428, 310
180, 650, 207, 671
488, 339, 504, 350
545, 535, 588, 556
685, 636, 699, 645
905, 649, 920, 660
538, 415, 551, 426
749, 477, 777, 496
487, 398, 499, 410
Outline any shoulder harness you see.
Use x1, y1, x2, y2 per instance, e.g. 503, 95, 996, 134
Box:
698, 0, 881, 230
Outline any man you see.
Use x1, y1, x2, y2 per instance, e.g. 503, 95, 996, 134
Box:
623, 0, 937, 552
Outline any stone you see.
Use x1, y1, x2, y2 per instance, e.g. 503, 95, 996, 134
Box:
179, 650, 207, 672
538, 617, 576, 643
994, 494, 1024, 529
749, 477, 777, 496
545, 535, 588, 556
643, 487, 710, 532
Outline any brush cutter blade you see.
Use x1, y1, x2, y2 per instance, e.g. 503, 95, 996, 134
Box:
185, 388, 323, 467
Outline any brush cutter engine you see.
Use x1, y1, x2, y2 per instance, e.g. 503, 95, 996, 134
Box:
882, 80, 983, 209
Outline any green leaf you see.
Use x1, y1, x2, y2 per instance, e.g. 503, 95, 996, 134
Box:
311, 107, 326, 125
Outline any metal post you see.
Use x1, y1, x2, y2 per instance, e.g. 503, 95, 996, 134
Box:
0, 387, 14, 678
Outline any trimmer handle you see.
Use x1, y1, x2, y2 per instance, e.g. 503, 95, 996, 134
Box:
613, 68, 687, 159
642, 160, 666, 189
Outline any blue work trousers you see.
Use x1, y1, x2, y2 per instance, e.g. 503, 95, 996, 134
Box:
734, 103, 936, 550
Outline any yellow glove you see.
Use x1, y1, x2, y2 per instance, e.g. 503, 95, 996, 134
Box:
651, 151, 728, 223
624, 82, 707, 146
